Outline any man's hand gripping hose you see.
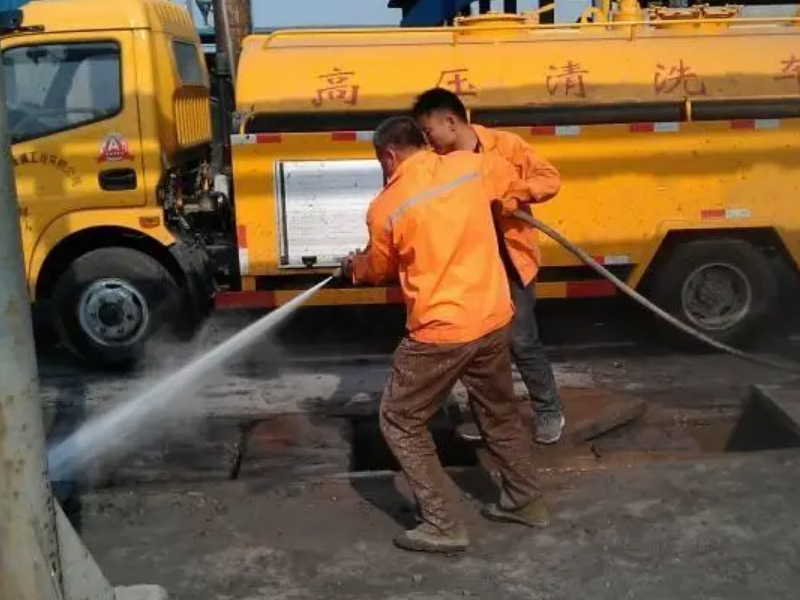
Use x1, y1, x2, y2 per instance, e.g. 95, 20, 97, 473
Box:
511, 209, 800, 375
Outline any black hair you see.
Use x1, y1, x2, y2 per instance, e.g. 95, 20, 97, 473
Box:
373, 116, 427, 152
411, 87, 468, 123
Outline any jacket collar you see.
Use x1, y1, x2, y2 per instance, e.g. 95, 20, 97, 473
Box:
386, 149, 430, 187
472, 124, 497, 153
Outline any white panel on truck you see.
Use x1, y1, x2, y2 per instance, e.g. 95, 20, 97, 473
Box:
277, 159, 383, 267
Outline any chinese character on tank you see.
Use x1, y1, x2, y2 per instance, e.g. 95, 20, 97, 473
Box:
437, 68, 478, 96
775, 54, 800, 90
312, 67, 360, 107
654, 60, 706, 96
546, 61, 589, 98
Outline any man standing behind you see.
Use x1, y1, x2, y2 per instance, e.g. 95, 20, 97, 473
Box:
342, 116, 547, 553
413, 88, 565, 444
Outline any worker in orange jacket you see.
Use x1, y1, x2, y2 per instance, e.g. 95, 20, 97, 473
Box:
413, 88, 565, 444
342, 116, 547, 553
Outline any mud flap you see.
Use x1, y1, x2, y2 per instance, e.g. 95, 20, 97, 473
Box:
169, 239, 216, 326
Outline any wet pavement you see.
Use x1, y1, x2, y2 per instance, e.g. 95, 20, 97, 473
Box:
74, 448, 800, 600
36, 298, 800, 599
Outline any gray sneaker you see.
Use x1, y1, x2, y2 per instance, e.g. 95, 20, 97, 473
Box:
535, 413, 565, 444
455, 422, 482, 443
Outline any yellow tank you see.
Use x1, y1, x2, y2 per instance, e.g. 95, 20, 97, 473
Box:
237, 7, 800, 115
226, 7, 800, 347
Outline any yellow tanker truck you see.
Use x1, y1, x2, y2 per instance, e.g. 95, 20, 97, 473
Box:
4, 0, 800, 364
3, 0, 217, 365
225, 1, 800, 347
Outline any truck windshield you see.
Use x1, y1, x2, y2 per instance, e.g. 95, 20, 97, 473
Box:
3, 41, 121, 143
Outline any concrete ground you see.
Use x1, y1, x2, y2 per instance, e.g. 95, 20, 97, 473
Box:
76, 450, 800, 600
38, 299, 800, 599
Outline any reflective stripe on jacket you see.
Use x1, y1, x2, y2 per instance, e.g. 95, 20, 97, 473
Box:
353, 149, 531, 344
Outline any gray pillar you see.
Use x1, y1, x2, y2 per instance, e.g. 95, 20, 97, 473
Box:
0, 47, 129, 600
213, 0, 241, 81
0, 51, 63, 600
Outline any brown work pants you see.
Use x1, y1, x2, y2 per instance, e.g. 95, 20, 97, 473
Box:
379, 325, 542, 534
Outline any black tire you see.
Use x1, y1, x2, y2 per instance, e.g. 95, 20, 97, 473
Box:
648, 239, 779, 348
52, 247, 181, 367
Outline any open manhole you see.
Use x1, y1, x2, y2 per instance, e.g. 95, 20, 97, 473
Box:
574, 385, 800, 463
350, 385, 800, 472
350, 409, 478, 471
51, 385, 800, 493
726, 386, 800, 452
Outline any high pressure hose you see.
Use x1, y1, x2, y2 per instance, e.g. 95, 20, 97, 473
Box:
512, 209, 800, 375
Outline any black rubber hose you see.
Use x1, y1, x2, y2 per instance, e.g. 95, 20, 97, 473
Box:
512, 209, 800, 375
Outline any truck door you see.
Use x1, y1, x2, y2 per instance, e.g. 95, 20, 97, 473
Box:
2, 31, 145, 271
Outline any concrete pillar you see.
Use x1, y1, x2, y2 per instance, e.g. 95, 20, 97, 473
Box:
0, 44, 63, 600
0, 40, 161, 600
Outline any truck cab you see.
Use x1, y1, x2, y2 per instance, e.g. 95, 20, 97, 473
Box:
2, 0, 219, 365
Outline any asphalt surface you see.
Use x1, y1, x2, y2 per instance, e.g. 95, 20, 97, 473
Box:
34, 298, 800, 600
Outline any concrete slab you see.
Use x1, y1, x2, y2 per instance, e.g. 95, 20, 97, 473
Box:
114, 585, 168, 600
559, 387, 647, 444
56, 502, 115, 600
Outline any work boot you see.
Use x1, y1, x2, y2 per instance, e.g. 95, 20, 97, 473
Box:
393, 523, 469, 553
481, 497, 550, 528
535, 412, 565, 444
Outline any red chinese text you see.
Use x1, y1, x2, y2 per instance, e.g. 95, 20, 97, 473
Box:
775, 54, 800, 89
546, 61, 588, 98
437, 68, 478, 96
312, 67, 359, 107
654, 60, 706, 96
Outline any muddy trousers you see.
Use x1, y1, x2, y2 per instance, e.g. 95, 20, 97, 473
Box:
379, 325, 542, 534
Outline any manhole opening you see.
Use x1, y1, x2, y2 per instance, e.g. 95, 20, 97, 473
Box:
587, 394, 800, 457
725, 396, 800, 452
350, 410, 478, 471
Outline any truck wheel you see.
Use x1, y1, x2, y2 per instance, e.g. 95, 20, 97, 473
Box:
648, 239, 778, 348
52, 247, 180, 366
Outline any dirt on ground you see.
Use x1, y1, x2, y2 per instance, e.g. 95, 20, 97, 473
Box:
41, 301, 800, 599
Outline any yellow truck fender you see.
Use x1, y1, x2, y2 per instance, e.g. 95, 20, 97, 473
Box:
28, 207, 175, 299
627, 218, 779, 289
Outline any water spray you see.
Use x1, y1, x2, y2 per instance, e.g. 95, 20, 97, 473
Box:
49, 207, 800, 481
48, 275, 337, 480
